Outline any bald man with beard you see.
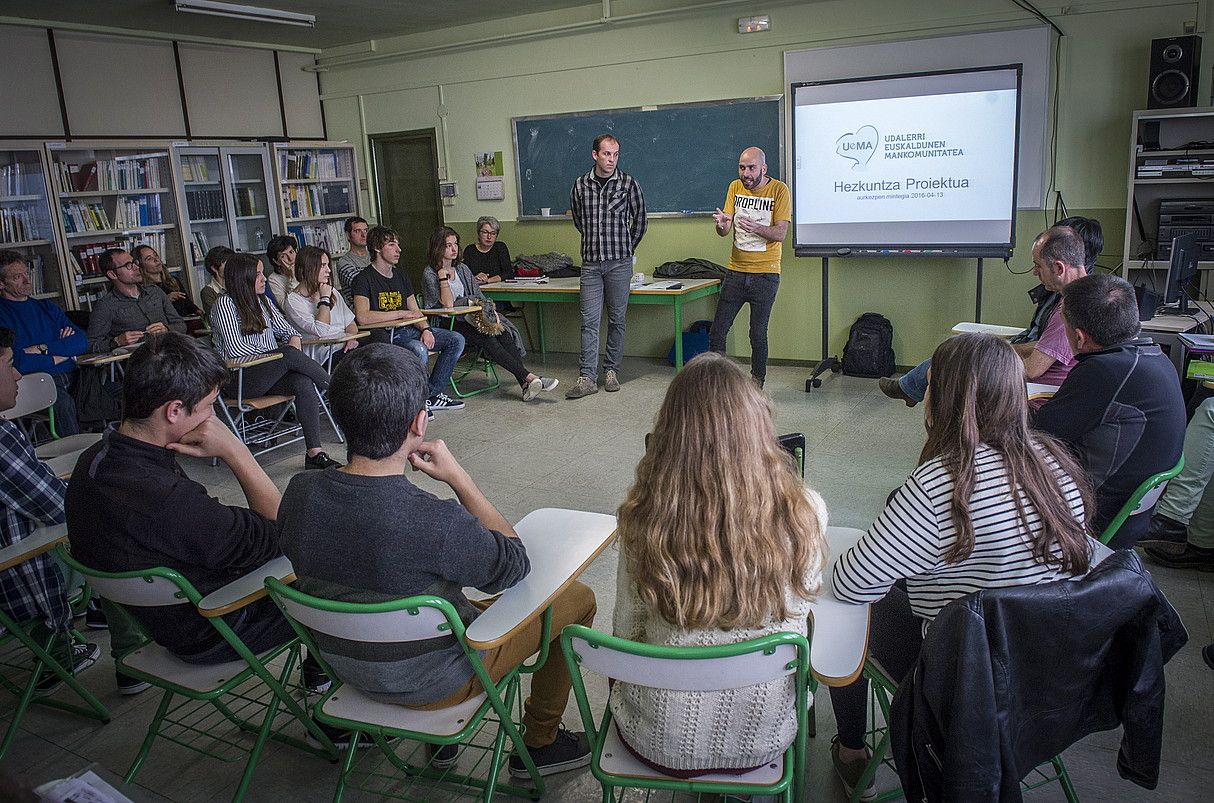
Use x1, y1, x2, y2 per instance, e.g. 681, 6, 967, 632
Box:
710, 147, 791, 386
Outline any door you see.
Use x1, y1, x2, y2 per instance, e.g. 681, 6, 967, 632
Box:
370, 130, 443, 289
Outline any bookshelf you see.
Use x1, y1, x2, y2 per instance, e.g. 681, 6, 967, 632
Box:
1123, 108, 1214, 291
172, 144, 278, 299
272, 142, 360, 257
0, 144, 65, 306
44, 142, 188, 310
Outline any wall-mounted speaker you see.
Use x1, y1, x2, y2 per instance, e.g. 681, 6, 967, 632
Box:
1149, 35, 1202, 109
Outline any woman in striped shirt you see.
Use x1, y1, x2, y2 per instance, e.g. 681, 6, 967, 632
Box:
828, 333, 1093, 801
210, 252, 340, 470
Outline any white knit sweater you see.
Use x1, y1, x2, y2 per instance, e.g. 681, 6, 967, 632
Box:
609, 490, 827, 771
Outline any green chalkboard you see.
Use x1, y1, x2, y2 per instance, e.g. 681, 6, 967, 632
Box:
512, 96, 781, 218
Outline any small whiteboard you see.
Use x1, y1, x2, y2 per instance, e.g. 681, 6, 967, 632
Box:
784, 26, 1052, 209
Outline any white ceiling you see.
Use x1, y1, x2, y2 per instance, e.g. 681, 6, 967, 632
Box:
0, 0, 612, 49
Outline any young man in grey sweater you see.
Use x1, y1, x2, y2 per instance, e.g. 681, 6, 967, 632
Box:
276, 342, 595, 778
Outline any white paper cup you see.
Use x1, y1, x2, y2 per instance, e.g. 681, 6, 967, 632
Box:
632, 272, 645, 284
541, 207, 551, 216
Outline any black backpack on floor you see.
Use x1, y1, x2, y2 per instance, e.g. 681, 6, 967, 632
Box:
842, 313, 895, 378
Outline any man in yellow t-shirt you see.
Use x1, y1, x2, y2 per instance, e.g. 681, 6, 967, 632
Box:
710, 146, 790, 386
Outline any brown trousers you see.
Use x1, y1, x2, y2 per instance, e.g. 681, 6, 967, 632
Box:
408, 580, 596, 748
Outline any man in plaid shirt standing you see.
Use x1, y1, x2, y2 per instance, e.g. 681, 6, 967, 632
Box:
0, 326, 99, 690
566, 134, 647, 399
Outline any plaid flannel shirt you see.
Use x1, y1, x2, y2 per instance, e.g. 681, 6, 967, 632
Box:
0, 420, 70, 635
569, 169, 648, 264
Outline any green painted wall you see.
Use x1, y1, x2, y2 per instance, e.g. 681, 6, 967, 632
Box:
318, 0, 1202, 363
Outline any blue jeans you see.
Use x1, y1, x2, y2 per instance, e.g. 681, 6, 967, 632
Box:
391, 325, 465, 399
709, 270, 780, 383
53, 371, 80, 436
898, 358, 931, 403
579, 258, 632, 381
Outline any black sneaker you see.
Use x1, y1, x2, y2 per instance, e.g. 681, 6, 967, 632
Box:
428, 742, 462, 769
304, 451, 342, 470
1204, 644, 1214, 671
427, 392, 465, 412
116, 670, 151, 696
1142, 542, 1214, 571
85, 599, 108, 630
302, 663, 332, 695
508, 727, 591, 779
1138, 513, 1189, 547
36, 641, 100, 695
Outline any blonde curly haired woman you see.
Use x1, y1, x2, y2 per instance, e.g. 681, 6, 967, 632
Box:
611, 351, 828, 777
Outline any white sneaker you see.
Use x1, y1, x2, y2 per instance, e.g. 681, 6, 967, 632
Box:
524, 377, 542, 401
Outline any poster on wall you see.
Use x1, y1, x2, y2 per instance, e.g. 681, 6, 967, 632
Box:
475, 151, 505, 201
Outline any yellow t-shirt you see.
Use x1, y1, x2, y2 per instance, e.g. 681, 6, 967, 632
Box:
724, 177, 791, 274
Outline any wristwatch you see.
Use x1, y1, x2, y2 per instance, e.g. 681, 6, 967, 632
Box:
37, 344, 48, 355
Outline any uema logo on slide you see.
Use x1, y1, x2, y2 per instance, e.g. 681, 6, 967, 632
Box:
836, 126, 878, 168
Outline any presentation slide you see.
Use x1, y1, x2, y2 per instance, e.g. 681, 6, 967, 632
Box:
792, 66, 1021, 257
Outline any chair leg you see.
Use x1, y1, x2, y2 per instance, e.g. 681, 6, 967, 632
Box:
317, 385, 344, 443
1052, 755, 1080, 803
126, 690, 175, 782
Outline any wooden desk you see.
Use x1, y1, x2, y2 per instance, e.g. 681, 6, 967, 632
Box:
481, 278, 721, 368
0, 523, 68, 572
197, 556, 296, 618
77, 349, 132, 382
420, 305, 482, 316
1140, 300, 1214, 374
813, 527, 873, 686
1027, 382, 1060, 401
356, 315, 428, 343
465, 508, 617, 650
44, 452, 79, 480
301, 330, 369, 371
225, 352, 284, 371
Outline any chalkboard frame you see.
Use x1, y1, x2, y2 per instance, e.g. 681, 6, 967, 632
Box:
511, 95, 783, 221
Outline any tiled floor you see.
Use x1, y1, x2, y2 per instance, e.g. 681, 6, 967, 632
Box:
7, 354, 1213, 801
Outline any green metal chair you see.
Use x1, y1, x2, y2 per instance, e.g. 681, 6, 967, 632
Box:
0, 525, 109, 761
1098, 454, 1185, 545
561, 624, 811, 803
265, 577, 548, 802
57, 545, 339, 802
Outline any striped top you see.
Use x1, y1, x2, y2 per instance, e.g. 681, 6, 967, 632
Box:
210, 293, 301, 361
833, 444, 1088, 623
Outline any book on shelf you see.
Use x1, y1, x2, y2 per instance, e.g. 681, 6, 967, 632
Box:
55, 156, 164, 194
191, 231, 210, 264
114, 195, 163, 229
70, 232, 167, 277
235, 187, 258, 216
186, 188, 225, 220
1, 162, 39, 196
279, 149, 342, 181
61, 200, 112, 233
180, 156, 210, 183
282, 184, 323, 218
321, 184, 351, 215
0, 206, 40, 242
287, 220, 348, 255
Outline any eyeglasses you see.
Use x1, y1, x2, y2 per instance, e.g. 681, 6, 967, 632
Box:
479, 229, 497, 236
113, 260, 139, 270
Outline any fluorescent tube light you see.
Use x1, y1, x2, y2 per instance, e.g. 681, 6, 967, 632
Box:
174, 0, 316, 28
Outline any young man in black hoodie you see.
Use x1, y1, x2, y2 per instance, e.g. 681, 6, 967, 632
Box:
1034, 274, 1186, 547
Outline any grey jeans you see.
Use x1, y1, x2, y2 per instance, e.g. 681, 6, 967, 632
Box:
579, 258, 632, 381
1156, 397, 1214, 548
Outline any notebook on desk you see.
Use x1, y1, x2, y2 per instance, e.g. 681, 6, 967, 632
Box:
643, 281, 684, 291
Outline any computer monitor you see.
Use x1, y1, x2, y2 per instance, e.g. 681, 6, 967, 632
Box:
1163, 232, 1199, 314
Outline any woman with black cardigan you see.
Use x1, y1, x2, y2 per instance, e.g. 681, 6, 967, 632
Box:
209, 252, 340, 470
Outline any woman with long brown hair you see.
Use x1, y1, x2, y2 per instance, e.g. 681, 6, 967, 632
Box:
611, 351, 827, 776
828, 333, 1093, 801
421, 226, 557, 401
209, 252, 339, 470
283, 245, 360, 367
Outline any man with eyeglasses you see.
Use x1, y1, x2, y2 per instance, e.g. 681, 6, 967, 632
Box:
0, 249, 86, 435
335, 216, 370, 308
85, 248, 185, 354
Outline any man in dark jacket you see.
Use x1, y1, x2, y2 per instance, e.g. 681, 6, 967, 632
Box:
890, 549, 1187, 802
1035, 274, 1185, 547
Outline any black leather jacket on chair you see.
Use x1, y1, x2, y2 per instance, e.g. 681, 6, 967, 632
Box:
889, 549, 1187, 802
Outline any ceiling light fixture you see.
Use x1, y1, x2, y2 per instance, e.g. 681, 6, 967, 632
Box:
174, 0, 316, 28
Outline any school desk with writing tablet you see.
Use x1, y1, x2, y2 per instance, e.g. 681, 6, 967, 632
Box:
481, 277, 720, 368
951, 321, 1023, 338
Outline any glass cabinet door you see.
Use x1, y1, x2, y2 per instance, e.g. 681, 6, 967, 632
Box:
223, 148, 274, 255
176, 149, 231, 291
